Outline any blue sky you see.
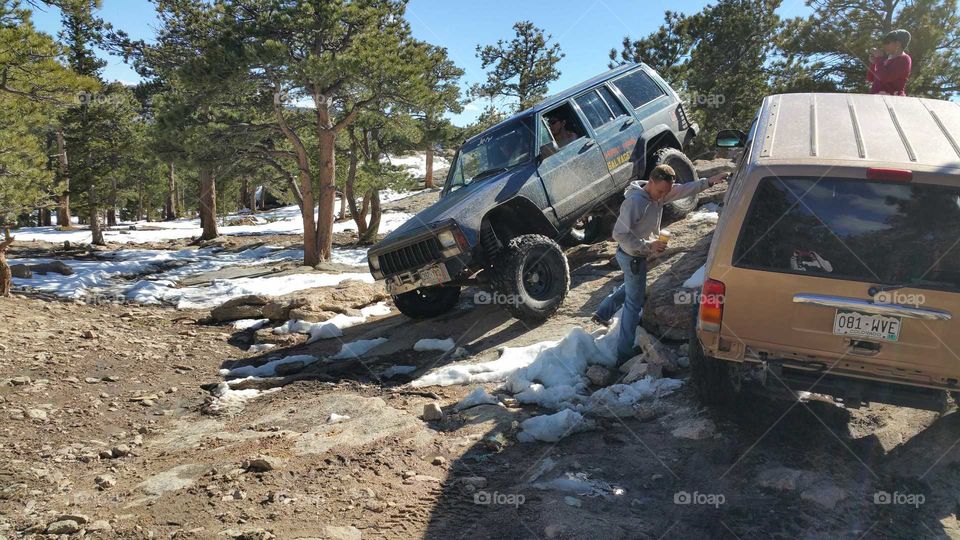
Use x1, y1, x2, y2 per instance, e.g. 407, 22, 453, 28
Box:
28, 0, 811, 125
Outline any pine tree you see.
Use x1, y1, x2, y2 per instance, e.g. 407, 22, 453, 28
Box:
472, 21, 564, 111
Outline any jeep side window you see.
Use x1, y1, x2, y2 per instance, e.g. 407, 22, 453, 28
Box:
612, 70, 665, 110
542, 103, 586, 151
597, 86, 629, 118
575, 90, 615, 129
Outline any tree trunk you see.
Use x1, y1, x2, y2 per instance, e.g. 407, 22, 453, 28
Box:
346, 142, 367, 237
250, 185, 257, 213
0, 228, 12, 297
199, 167, 218, 240
107, 178, 117, 227
337, 189, 347, 220
425, 147, 435, 188
55, 129, 72, 229
240, 177, 249, 211
358, 189, 381, 244
164, 162, 178, 220
299, 169, 318, 266
137, 177, 145, 221
89, 185, 105, 245
315, 130, 337, 262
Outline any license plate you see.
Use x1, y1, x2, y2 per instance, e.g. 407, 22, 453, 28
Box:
833, 310, 901, 342
419, 264, 449, 286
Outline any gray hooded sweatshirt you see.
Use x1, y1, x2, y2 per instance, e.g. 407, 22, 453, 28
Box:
612, 178, 710, 257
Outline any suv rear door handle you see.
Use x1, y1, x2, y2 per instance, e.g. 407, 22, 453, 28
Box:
621, 119, 635, 130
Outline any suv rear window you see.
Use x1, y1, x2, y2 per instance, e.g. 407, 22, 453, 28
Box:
612, 70, 664, 109
734, 177, 960, 293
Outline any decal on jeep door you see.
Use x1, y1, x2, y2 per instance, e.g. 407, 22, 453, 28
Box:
603, 137, 637, 172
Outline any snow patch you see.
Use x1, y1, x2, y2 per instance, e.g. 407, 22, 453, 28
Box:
330, 338, 389, 360
380, 365, 417, 378
273, 302, 390, 343
207, 382, 280, 413
681, 265, 706, 289
414, 338, 456, 353
517, 409, 594, 443
220, 354, 318, 379
454, 387, 501, 411
327, 413, 351, 424
234, 319, 270, 331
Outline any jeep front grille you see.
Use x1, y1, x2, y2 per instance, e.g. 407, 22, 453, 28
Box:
379, 237, 444, 276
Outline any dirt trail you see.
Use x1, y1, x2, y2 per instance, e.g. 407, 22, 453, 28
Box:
4, 192, 960, 539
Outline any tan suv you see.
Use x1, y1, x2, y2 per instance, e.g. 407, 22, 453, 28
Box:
690, 92, 960, 411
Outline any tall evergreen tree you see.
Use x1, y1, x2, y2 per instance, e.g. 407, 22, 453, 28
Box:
472, 21, 564, 111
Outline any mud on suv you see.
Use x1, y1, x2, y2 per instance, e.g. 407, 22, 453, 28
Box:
367, 63, 699, 322
691, 92, 960, 411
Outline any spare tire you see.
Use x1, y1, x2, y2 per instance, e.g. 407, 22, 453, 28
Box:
650, 147, 698, 219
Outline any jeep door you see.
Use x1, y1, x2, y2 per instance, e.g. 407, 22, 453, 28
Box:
536, 101, 613, 222
574, 86, 641, 187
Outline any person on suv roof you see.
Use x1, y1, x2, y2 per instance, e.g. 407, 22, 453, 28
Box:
593, 164, 728, 362
868, 29, 912, 96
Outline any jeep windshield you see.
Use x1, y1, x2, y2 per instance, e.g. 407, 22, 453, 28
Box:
734, 177, 960, 293
445, 118, 535, 193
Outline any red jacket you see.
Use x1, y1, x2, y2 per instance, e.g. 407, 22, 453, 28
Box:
868, 54, 912, 96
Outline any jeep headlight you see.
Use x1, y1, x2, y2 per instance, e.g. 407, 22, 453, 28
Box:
437, 230, 457, 248
369, 255, 381, 271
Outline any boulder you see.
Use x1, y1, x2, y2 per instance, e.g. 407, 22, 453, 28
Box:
29, 260, 74, 276
9, 265, 32, 279
211, 295, 272, 322
642, 217, 716, 340
585, 365, 613, 386
694, 158, 736, 179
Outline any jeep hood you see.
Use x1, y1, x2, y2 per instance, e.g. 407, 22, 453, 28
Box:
376, 165, 536, 248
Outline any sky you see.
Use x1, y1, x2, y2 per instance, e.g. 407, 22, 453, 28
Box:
28, 0, 812, 126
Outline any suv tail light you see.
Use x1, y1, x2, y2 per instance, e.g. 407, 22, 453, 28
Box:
699, 278, 726, 332
866, 167, 912, 182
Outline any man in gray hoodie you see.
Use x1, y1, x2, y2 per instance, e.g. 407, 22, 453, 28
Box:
594, 164, 728, 362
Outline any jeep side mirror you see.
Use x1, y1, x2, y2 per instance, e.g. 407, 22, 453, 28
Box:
716, 129, 747, 148
538, 141, 559, 162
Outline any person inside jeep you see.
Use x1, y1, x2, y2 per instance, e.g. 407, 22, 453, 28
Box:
593, 164, 729, 362
546, 113, 578, 148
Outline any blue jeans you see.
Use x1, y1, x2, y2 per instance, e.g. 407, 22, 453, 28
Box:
595, 248, 647, 362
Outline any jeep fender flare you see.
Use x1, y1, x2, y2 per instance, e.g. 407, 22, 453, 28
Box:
478, 196, 560, 260
632, 126, 683, 180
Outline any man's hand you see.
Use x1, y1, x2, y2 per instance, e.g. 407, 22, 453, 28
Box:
707, 172, 730, 186
650, 240, 667, 254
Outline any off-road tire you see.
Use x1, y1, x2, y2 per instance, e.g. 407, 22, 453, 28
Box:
491, 234, 570, 322
393, 285, 461, 319
689, 304, 739, 407
650, 147, 698, 219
